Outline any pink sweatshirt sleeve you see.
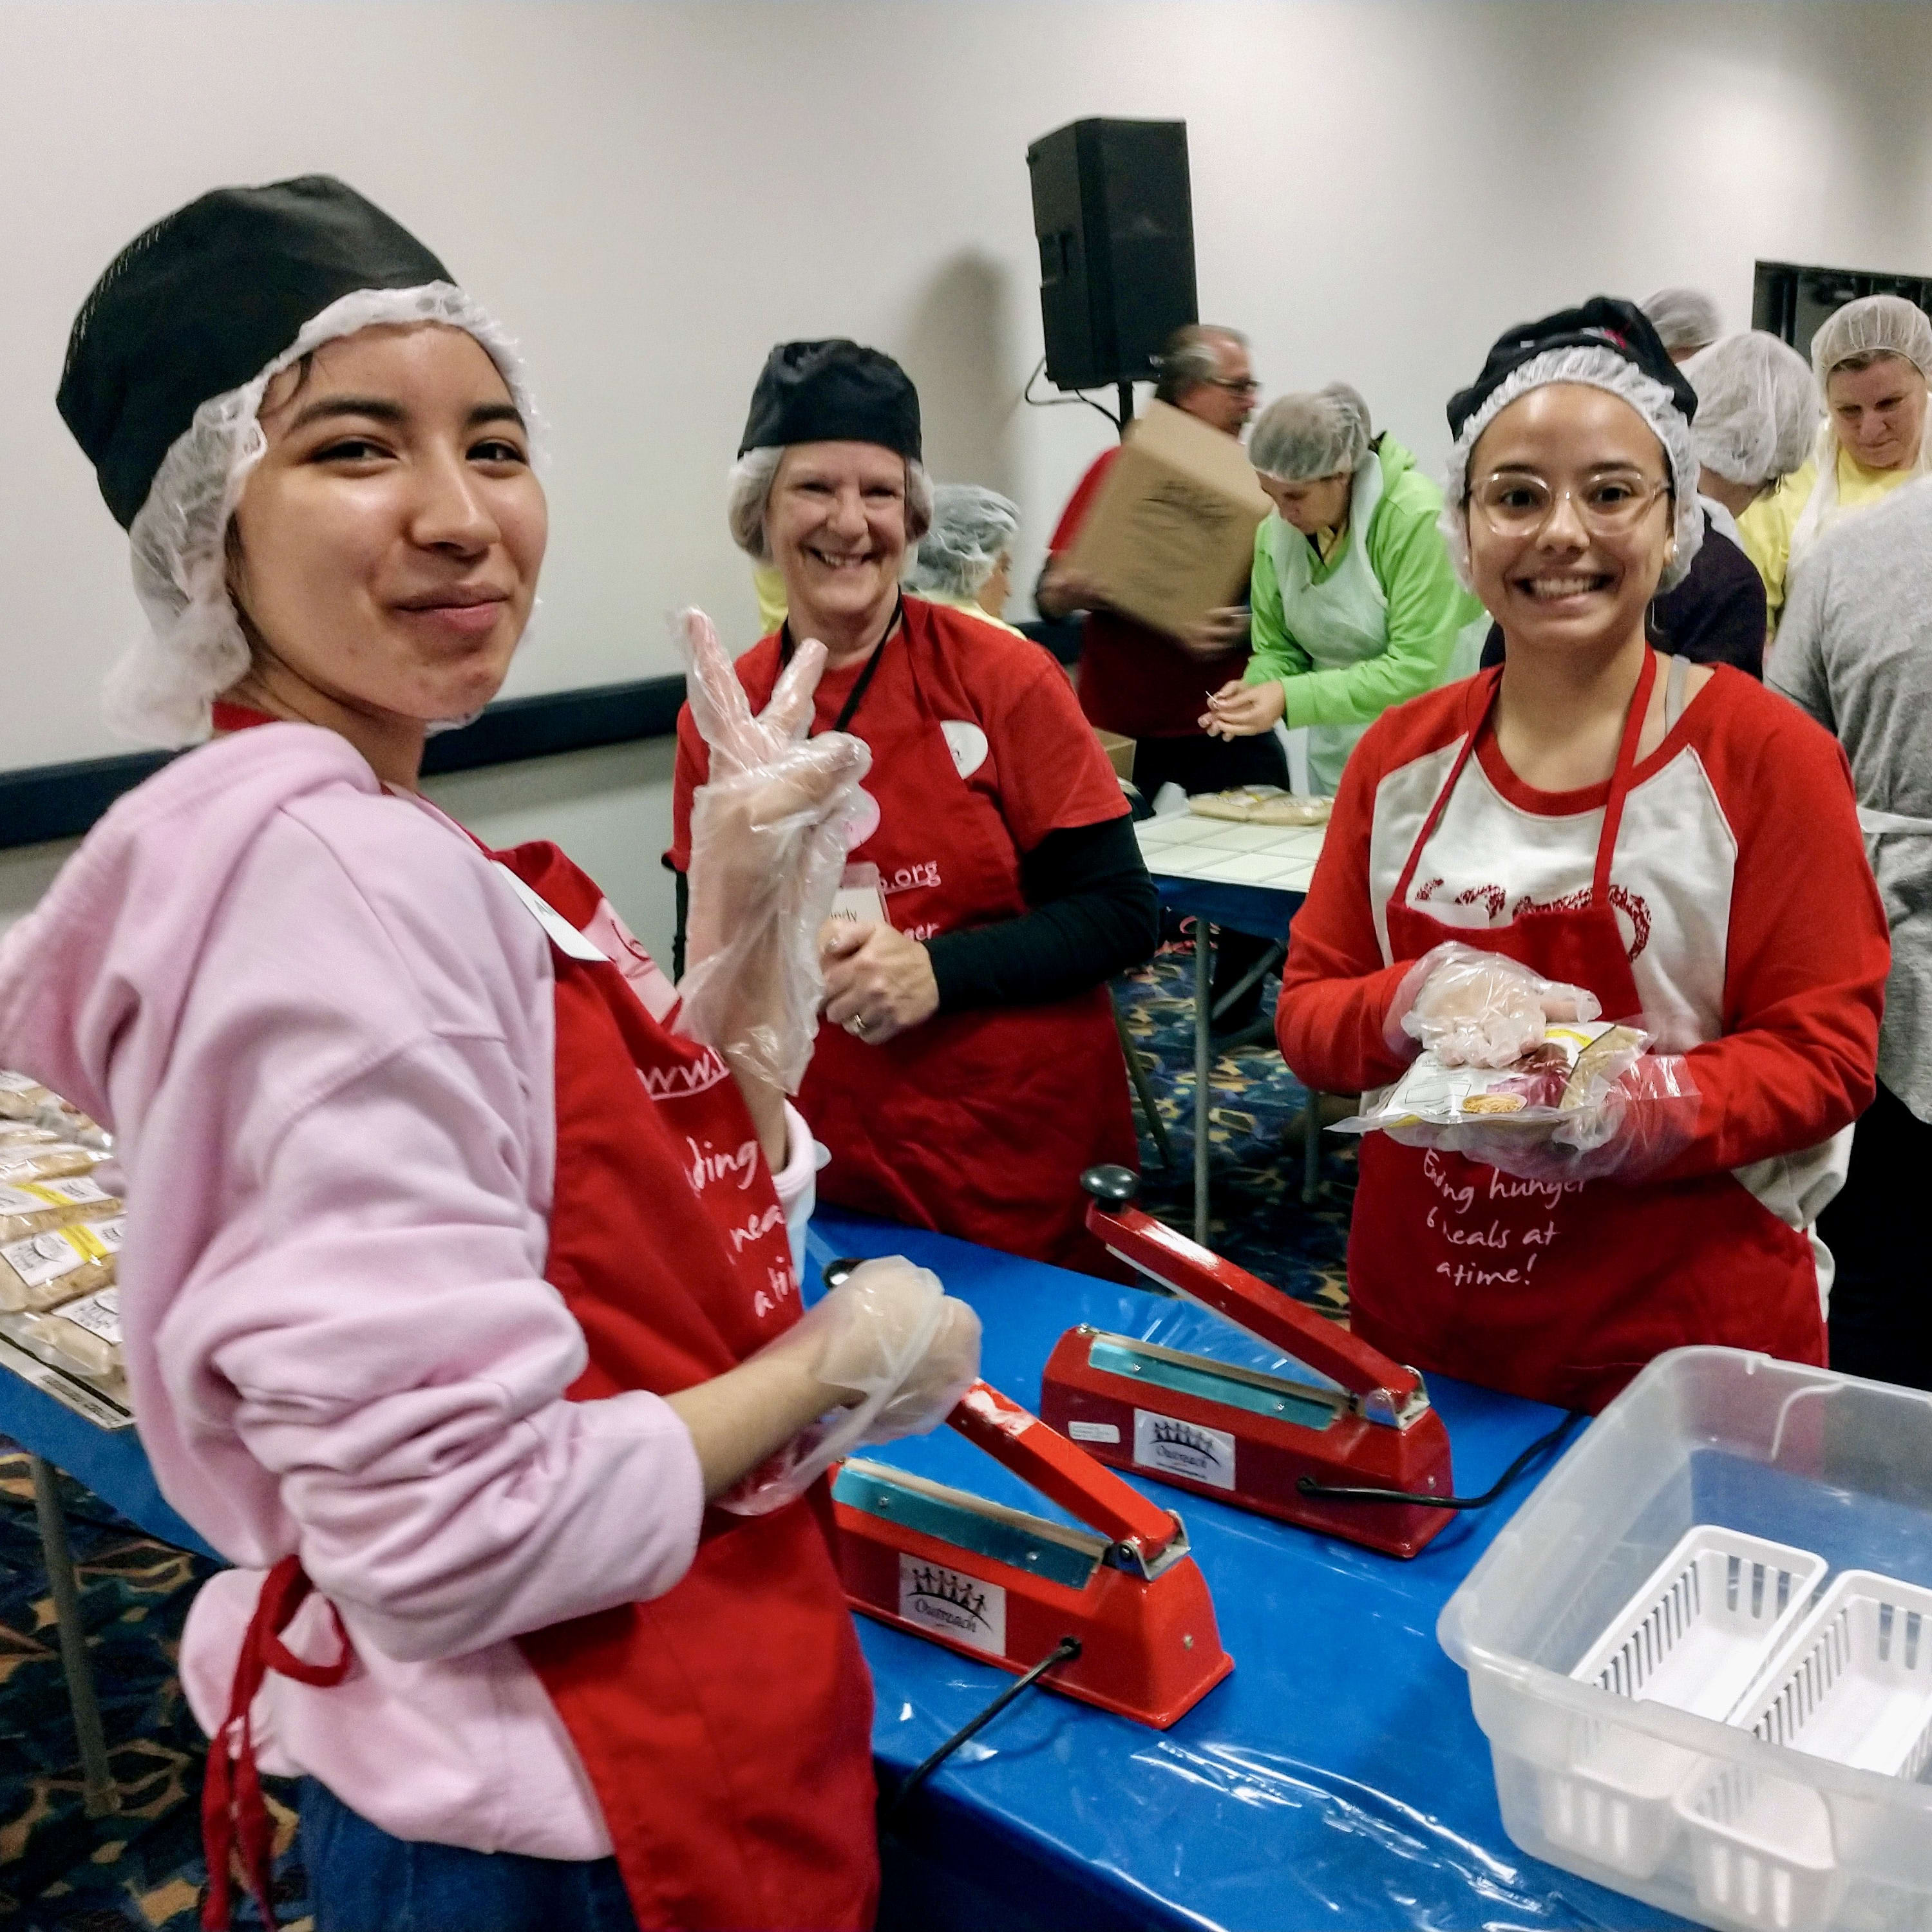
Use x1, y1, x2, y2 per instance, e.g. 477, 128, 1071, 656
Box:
144, 796, 706, 1667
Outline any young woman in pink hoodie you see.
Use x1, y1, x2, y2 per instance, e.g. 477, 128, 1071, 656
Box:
3, 176, 980, 1931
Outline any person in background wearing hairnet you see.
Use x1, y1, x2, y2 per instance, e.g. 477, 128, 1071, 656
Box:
1685, 330, 1821, 552
6, 181, 982, 1930
1204, 384, 1488, 794
1642, 286, 1724, 365
672, 341, 1157, 1273
1770, 479, 1932, 1391
1740, 293, 1932, 625
1274, 298, 1886, 1413
903, 480, 1026, 635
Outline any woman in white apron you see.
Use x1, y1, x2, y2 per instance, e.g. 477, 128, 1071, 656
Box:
1202, 383, 1488, 795
1738, 294, 1932, 627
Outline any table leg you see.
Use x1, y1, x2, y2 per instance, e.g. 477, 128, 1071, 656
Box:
1303, 1090, 1323, 1206
29, 1454, 120, 1817
1111, 988, 1174, 1168
1194, 923, 1211, 1246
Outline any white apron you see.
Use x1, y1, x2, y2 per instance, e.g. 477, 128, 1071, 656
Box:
1267, 456, 1487, 793
1267, 457, 1389, 795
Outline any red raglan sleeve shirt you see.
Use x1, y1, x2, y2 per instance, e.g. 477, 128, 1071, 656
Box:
1276, 668, 1887, 1183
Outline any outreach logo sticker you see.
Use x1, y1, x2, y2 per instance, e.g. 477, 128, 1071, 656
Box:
940, 720, 989, 778
897, 1554, 1006, 1656
1133, 1409, 1237, 1490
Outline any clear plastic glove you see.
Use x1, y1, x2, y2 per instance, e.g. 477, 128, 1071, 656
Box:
1388, 941, 1600, 1067
717, 1257, 982, 1517
1385, 1052, 1700, 1184
676, 609, 873, 1094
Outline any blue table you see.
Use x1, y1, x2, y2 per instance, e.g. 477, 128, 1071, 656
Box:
0, 1214, 1690, 1931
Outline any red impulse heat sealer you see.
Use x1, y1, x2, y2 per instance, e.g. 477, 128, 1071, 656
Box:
831, 1372, 1233, 1730
1037, 1166, 1456, 1559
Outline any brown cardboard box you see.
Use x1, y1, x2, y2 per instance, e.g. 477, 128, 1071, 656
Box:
1094, 730, 1135, 781
1065, 401, 1271, 639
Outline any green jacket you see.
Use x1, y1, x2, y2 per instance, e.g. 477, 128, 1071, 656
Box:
1246, 436, 1484, 730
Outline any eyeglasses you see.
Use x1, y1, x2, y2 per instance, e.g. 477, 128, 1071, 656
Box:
1201, 376, 1261, 395
1470, 471, 1671, 538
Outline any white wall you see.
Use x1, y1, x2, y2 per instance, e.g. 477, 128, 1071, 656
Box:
3, 0, 1930, 886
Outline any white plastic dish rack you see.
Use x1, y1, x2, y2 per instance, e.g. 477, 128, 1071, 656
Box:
1674, 1571, 1932, 1931
1536, 1525, 1826, 1880
1437, 1349, 1932, 1932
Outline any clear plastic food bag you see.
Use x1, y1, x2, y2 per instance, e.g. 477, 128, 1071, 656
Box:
1338, 1021, 1700, 1184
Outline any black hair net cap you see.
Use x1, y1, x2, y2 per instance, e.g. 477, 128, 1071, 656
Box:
58, 175, 451, 529
738, 339, 922, 461
1446, 296, 1699, 439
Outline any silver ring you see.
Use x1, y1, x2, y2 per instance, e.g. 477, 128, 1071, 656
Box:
847, 1014, 869, 1037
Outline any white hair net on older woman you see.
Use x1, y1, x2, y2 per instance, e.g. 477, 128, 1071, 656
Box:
1249, 383, 1373, 482
903, 482, 1019, 600
1440, 344, 1704, 594
1809, 292, 1932, 384
112, 283, 536, 746
1685, 332, 1820, 487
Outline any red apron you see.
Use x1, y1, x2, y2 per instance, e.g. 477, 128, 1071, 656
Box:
1347, 652, 1826, 1414
796, 601, 1136, 1273
204, 833, 876, 1931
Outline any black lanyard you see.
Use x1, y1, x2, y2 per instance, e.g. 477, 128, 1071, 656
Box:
779, 592, 904, 735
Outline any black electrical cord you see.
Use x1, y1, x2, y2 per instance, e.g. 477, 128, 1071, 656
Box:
1021, 355, 1122, 431
1296, 1410, 1586, 1510
882, 1635, 1082, 1826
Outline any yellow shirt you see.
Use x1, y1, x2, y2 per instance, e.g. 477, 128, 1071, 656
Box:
752, 564, 788, 637
1738, 446, 1922, 626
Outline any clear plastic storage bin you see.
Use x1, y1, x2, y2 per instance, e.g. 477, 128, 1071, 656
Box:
1439, 1348, 1932, 1932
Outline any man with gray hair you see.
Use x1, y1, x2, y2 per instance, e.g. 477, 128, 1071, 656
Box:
1037, 323, 1287, 1031
1037, 323, 1281, 796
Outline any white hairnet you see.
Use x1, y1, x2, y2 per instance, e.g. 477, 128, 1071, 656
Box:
1249, 383, 1372, 482
1441, 344, 1703, 594
1641, 287, 1723, 354
1810, 292, 1932, 384
1685, 332, 1820, 486
903, 482, 1018, 600
111, 283, 536, 747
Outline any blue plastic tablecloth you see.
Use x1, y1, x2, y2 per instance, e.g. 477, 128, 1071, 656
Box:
0, 1212, 1691, 1931
1144, 871, 1303, 945
814, 1209, 1692, 1932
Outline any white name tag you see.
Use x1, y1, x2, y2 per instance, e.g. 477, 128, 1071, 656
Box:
828, 862, 889, 931
491, 864, 609, 962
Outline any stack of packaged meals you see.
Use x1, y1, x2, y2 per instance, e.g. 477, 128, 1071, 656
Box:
0, 1070, 125, 1397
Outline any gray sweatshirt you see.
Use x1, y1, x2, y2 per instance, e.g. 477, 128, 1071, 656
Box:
1770, 478, 1932, 1121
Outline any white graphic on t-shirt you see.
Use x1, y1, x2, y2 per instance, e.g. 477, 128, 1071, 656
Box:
941, 721, 990, 778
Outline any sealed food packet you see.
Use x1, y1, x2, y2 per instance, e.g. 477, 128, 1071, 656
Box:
0, 1142, 99, 1186
1188, 786, 1332, 826
0, 1175, 120, 1244
0, 1070, 54, 1122
1338, 1019, 1651, 1133
0, 1214, 122, 1312
22, 1285, 124, 1385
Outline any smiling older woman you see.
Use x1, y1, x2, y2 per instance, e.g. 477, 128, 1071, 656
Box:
8, 180, 976, 1932
1273, 298, 1888, 1412
671, 341, 1159, 1272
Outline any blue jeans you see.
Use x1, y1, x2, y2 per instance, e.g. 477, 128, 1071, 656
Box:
299, 1777, 641, 1932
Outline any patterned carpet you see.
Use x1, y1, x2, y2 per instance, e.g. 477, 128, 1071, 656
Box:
0, 937, 1349, 1926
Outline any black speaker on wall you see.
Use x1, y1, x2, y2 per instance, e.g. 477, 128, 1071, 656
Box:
1027, 118, 1198, 395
